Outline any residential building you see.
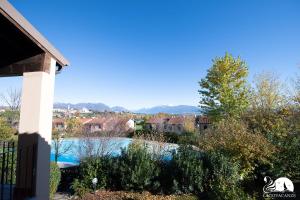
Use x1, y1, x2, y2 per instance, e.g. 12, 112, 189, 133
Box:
52, 118, 66, 131
165, 117, 185, 134
195, 116, 210, 133
83, 117, 105, 133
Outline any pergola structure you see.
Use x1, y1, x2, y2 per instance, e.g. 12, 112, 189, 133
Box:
0, 0, 69, 199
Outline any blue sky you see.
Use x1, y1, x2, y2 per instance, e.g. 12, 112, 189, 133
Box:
1, 0, 300, 110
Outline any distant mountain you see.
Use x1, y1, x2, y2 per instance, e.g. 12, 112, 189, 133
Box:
134, 105, 200, 114
54, 103, 110, 112
111, 106, 129, 112
54, 103, 200, 114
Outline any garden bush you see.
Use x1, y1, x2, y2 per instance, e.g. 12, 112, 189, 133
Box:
71, 156, 110, 196
202, 151, 253, 200
171, 145, 204, 194
272, 134, 300, 180
70, 141, 257, 198
117, 142, 160, 191
50, 162, 61, 199
198, 118, 276, 177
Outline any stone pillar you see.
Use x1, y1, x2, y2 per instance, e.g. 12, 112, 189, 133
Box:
15, 57, 56, 200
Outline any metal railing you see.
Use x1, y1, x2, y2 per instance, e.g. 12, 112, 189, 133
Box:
0, 141, 16, 200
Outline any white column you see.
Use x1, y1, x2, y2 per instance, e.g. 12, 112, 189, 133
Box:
17, 57, 56, 200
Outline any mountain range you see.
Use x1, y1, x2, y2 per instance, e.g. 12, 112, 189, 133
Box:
54, 103, 200, 114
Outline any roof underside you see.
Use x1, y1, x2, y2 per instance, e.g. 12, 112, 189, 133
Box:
0, 13, 43, 67
0, 0, 69, 76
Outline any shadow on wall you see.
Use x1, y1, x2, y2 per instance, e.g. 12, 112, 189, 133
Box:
14, 133, 50, 200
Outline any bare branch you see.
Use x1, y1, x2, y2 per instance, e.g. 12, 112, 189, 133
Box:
0, 88, 21, 111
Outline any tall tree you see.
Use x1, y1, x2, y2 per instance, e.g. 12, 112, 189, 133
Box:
0, 88, 21, 111
199, 53, 249, 121
0, 88, 21, 126
245, 73, 290, 139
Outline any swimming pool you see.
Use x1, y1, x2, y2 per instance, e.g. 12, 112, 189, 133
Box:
50, 137, 178, 166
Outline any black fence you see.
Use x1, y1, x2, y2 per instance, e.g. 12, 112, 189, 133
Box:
0, 141, 16, 200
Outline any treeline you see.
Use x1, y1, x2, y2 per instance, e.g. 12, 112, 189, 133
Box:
198, 53, 300, 180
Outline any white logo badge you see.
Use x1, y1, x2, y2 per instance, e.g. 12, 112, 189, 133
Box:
263, 176, 296, 198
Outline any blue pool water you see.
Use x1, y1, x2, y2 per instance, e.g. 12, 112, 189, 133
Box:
50, 137, 178, 165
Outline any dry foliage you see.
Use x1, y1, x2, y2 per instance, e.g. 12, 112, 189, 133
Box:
76, 191, 197, 200
198, 118, 276, 177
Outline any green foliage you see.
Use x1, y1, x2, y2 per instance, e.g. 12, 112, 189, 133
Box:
0, 117, 15, 140
199, 52, 249, 121
177, 132, 199, 146
272, 135, 300, 180
171, 145, 204, 194
72, 157, 107, 194
71, 179, 92, 198
49, 162, 61, 199
203, 151, 240, 187
66, 118, 82, 136
202, 151, 254, 200
72, 143, 160, 195
198, 118, 276, 177
117, 142, 160, 191
244, 73, 290, 140
70, 143, 257, 198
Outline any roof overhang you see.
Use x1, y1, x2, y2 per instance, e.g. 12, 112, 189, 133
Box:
0, 0, 69, 77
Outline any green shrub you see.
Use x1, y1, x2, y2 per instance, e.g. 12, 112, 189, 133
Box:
71, 156, 109, 196
117, 142, 160, 191
202, 151, 253, 200
272, 134, 300, 180
71, 179, 92, 197
198, 118, 276, 177
0, 117, 15, 140
171, 145, 204, 194
49, 162, 61, 199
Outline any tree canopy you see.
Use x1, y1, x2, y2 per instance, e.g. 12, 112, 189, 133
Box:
199, 53, 249, 121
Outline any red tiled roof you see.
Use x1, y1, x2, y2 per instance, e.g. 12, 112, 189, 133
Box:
79, 118, 93, 124
167, 117, 184, 125
53, 118, 65, 124
85, 117, 106, 125
146, 117, 166, 124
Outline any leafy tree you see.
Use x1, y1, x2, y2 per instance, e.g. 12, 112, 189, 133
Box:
198, 118, 276, 177
66, 118, 82, 136
293, 73, 300, 105
199, 53, 249, 121
183, 116, 196, 133
272, 135, 300, 180
244, 73, 290, 140
0, 117, 15, 140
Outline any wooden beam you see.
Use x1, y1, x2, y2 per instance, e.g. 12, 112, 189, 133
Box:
0, 53, 53, 77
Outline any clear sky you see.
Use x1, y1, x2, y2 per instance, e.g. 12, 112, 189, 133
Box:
1, 0, 300, 110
